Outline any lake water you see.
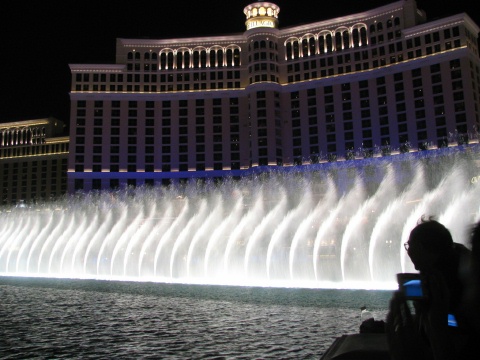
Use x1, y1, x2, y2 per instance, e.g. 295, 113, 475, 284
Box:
0, 277, 390, 359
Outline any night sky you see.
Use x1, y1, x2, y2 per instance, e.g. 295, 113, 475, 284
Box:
2, 0, 479, 129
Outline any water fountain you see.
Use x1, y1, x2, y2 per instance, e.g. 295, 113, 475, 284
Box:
1, 145, 479, 289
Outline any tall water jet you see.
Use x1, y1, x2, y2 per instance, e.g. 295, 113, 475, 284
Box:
0, 146, 479, 289
368, 164, 427, 281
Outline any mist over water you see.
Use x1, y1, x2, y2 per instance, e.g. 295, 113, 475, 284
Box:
1, 146, 479, 289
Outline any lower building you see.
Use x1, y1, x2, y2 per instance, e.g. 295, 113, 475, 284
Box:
68, 0, 480, 192
0, 118, 69, 205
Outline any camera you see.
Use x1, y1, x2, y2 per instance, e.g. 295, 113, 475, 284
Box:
396, 273, 427, 300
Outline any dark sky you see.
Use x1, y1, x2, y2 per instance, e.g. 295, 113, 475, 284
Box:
2, 0, 479, 127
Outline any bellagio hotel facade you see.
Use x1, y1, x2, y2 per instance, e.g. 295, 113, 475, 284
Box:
68, 0, 480, 192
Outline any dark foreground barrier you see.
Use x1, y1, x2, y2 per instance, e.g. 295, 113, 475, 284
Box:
321, 334, 389, 360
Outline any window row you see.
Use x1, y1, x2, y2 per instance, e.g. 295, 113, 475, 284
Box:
0, 143, 69, 158
1, 127, 46, 147
159, 47, 241, 70
285, 25, 368, 59
75, 71, 241, 83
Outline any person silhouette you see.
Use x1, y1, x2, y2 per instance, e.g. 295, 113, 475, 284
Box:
404, 218, 470, 316
386, 217, 473, 360
460, 222, 480, 350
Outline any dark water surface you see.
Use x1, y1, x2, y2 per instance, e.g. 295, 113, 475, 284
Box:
0, 277, 390, 359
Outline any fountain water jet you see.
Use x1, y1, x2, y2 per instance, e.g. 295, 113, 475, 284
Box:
204, 196, 244, 278
0, 146, 479, 289
368, 164, 427, 281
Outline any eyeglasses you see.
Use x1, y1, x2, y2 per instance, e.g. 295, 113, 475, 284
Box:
404, 242, 410, 251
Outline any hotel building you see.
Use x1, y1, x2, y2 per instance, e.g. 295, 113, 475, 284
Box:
68, 0, 480, 191
0, 118, 69, 204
